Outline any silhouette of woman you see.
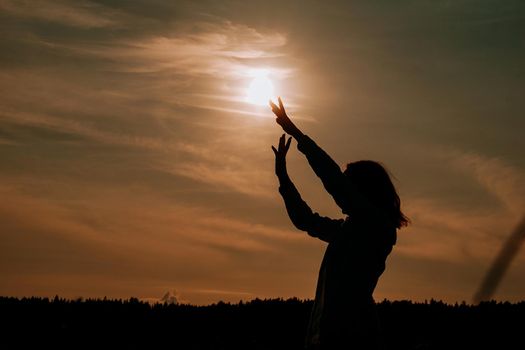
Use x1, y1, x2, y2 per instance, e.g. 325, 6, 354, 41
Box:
270, 98, 408, 350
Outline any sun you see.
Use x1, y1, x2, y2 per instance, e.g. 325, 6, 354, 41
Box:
245, 69, 275, 106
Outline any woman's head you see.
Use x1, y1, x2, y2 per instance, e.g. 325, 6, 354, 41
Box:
344, 160, 409, 229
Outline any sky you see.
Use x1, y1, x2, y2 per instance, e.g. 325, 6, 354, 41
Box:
1, 0, 524, 305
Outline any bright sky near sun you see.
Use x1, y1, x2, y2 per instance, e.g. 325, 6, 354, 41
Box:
246, 69, 276, 106
0, 0, 524, 305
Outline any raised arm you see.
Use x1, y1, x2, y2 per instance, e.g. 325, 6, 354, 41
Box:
270, 98, 363, 214
272, 134, 344, 243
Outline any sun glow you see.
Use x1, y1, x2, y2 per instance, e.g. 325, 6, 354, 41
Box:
245, 69, 275, 106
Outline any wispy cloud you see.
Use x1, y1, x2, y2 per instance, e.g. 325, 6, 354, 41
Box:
0, 0, 121, 28
449, 151, 525, 215
49, 20, 291, 112
398, 149, 525, 263
0, 15, 293, 199
160, 141, 275, 198
0, 179, 311, 302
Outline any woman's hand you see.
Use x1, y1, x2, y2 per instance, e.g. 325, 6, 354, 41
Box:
271, 133, 292, 178
270, 97, 303, 138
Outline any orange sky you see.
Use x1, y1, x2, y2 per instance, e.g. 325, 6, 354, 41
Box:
1, 0, 524, 305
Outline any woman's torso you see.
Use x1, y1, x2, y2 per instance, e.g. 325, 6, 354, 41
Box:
306, 218, 396, 349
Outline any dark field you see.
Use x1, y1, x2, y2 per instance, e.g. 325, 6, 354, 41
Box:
1, 297, 523, 349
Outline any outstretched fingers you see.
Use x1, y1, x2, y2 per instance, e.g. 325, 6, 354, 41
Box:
278, 133, 286, 150
272, 134, 286, 157
269, 99, 286, 119
278, 96, 285, 114
269, 100, 280, 114
285, 136, 292, 151
277, 134, 292, 156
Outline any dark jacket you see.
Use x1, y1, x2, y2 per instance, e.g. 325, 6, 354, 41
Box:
277, 135, 396, 349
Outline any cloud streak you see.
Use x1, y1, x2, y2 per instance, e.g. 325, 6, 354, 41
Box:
0, 0, 121, 28
0, 179, 313, 303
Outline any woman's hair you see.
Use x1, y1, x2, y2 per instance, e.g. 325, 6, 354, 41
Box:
344, 160, 409, 229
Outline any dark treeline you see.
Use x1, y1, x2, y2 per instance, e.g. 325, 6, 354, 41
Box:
1, 296, 523, 349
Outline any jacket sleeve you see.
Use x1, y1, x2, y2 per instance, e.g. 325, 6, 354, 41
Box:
296, 134, 367, 214
278, 176, 344, 243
